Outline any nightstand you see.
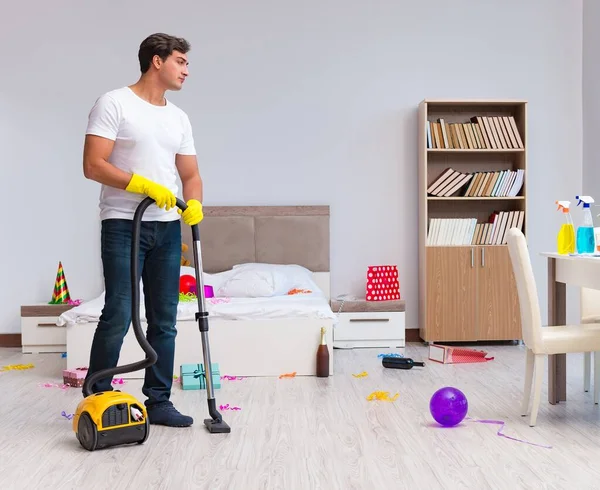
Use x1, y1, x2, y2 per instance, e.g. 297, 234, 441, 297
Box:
330, 299, 405, 348
20, 304, 76, 354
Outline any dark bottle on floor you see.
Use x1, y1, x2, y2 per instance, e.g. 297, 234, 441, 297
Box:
316, 326, 330, 377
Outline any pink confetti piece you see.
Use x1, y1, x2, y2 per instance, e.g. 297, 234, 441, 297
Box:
466, 418, 552, 449
221, 375, 245, 380
111, 378, 125, 385
219, 404, 241, 411
208, 297, 231, 304
39, 382, 70, 390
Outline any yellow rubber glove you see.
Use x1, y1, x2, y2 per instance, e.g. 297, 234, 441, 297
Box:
178, 199, 204, 225
125, 174, 177, 210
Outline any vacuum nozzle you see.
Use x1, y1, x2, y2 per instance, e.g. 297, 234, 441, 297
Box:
204, 418, 231, 434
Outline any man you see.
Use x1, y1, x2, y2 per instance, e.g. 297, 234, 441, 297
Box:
82, 33, 203, 427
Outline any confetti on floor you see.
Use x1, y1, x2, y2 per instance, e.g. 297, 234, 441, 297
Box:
112, 378, 125, 385
366, 390, 399, 402
377, 353, 403, 358
279, 372, 297, 379
221, 375, 245, 380
352, 371, 368, 378
219, 404, 241, 411
39, 382, 69, 390
61, 411, 74, 420
1, 363, 35, 371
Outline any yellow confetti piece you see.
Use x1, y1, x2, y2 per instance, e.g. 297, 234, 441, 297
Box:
352, 371, 368, 378
366, 390, 399, 402
0, 363, 35, 372
279, 371, 297, 379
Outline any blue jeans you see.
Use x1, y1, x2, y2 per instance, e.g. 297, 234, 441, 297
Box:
84, 218, 181, 407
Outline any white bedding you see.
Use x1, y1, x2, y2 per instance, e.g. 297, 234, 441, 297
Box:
57, 291, 336, 326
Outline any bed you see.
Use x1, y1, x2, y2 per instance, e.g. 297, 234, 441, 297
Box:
60, 205, 335, 378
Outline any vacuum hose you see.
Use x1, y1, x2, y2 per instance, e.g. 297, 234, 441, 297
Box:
82, 196, 186, 397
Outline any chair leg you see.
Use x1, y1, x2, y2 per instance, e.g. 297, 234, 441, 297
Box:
585, 352, 591, 392
594, 352, 600, 405
529, 354, 545, 427
522, 348, 534, 416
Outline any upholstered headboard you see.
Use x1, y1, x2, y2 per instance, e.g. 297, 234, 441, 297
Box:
181, 205, 330, 273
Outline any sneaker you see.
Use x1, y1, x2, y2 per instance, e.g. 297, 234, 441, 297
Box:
146, 401, 193, 427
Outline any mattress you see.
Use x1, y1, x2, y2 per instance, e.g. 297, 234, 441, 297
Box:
57, 291, 337, 326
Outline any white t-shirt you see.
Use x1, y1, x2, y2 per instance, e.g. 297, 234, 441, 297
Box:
85, 86, 196, 221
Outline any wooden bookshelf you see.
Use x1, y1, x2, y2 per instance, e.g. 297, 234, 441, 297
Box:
418, 99, 527, 343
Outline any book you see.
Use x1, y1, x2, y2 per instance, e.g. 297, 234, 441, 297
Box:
426, 210, 524, 246
427, 168, 524, 198
426, 116, 523, 150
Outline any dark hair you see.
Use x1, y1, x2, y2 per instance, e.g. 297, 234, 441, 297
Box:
138, 33, 191, 73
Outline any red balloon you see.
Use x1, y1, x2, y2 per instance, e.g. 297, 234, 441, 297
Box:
179, 274, 197, 294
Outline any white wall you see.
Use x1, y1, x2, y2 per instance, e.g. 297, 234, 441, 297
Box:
583, 0, 600, 196
0, 0, 583, 334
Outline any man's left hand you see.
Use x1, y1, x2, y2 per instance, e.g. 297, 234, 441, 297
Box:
179, 199, 204, 225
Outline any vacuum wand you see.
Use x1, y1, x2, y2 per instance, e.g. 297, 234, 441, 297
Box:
178, 198, 230, 434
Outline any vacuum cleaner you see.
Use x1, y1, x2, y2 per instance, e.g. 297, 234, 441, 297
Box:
73, 196, 230, 451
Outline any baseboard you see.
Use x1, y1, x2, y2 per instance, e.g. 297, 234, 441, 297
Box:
405, 329, 422, 343
0, 334, 22, 348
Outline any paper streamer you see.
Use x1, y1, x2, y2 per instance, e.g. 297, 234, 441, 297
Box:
366, 390, 399, 401
219, 404, 241, 411
40, 382, 69, 390
208, 298, 231, 304
221, 375, 245, 380
377, 353, 403, 358
466, 418, 552, 449
61, 411, 74, 420
1, 363, 35, 371
279, 372, 296, 379
352, 371, 368, 378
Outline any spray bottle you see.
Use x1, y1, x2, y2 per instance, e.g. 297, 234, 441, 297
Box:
575, 195, 596, 254
556, 201, 575, 254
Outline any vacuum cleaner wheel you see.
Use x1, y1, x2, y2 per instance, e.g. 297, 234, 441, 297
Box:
77, 412, 98, 451
138, 418, 150, 444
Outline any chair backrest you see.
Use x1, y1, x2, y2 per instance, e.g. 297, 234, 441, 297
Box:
506, 227, 543, 351
581, 287, 600, 320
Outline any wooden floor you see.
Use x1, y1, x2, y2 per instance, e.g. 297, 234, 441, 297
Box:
2, 343, 600, 489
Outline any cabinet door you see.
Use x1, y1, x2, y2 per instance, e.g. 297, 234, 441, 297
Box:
476, 246, 522, 340
425, 247, 477, 341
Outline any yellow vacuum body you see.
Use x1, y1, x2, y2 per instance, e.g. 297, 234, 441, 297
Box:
73, 391, 149, 451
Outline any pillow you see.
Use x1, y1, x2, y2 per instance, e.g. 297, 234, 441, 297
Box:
216, 266, 289, 297
180, 266, 234, 294
230, 263, 322, 296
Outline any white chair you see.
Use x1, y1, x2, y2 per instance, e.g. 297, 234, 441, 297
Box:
581, 288, 600, 396
506, 228, 600, 426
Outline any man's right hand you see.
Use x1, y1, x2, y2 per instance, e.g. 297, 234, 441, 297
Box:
126, 174, 177, 210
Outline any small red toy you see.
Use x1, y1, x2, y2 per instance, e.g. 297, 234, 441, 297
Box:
179, 274, 197, 295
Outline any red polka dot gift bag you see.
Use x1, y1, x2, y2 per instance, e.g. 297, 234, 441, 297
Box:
365, 265, 400, 301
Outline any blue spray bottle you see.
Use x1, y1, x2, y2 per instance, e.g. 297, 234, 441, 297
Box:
575, 195, 596, 254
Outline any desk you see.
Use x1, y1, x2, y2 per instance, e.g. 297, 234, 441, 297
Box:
542, 252, 600, 404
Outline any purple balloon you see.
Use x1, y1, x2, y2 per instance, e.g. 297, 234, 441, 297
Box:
430, 387, 468, 427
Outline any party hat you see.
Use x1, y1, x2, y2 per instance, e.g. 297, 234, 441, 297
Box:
49, 261, 71, 304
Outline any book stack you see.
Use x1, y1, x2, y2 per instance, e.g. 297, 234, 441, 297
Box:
427, 167, 524, 198
426, 115, 523, 150
427, 210, 525, 246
